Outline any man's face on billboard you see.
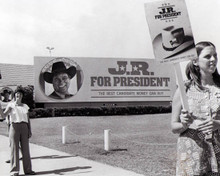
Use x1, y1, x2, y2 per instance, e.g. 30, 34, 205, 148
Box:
52, 72, 71, 94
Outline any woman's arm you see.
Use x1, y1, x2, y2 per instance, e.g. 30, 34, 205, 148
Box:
0, 103, 11, 120
27, 113, 32, 138
197, 117, 220, 134
171, 88, 193, 134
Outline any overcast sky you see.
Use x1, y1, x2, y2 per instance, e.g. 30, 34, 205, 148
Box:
0, 0, 219, 66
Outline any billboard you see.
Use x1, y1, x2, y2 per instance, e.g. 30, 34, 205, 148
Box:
34, 57, 176, 103
144, 0, 197, 63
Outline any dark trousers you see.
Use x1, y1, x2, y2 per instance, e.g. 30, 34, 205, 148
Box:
9, 122, 32, 174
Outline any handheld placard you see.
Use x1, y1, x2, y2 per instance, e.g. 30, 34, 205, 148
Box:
144, 0, 197, 110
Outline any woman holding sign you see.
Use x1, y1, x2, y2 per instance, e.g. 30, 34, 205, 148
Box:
0, 87, 35, 176
171, 41, 220, 175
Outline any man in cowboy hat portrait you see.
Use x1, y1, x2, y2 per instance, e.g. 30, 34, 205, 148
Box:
43, 61, 76, 99
0, 88, 13, 123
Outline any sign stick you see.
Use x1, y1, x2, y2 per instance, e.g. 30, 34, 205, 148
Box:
173, 62, 189, 111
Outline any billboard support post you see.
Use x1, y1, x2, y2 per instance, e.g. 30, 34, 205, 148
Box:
62, 126, 66, 144
104, 129, 111, 151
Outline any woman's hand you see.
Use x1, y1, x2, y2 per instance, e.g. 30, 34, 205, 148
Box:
197, 119, 220, 134
28, 130, 32, 138
180, 109, 194, 128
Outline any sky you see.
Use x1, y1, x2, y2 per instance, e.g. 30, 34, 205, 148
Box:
0, 0, 220, 66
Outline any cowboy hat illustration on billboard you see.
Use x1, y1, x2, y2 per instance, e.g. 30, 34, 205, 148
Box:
153, 26, 195, 60
43, 61, 77, 99
43, 61, 76, 84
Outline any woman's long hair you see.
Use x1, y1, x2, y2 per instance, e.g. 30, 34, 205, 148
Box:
185, 41, 220, 90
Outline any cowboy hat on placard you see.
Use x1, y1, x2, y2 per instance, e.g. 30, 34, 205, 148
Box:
153, 26, 195, 60
43, 61, 76, 84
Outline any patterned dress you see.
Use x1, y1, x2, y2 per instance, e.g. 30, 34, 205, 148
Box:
176, 85, 220, 176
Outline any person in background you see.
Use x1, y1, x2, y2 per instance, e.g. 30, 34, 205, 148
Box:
0, 87, 35, 176
0, 89, 12, 122
0, 89, 22, 164
0, 89, 13, 127
0, 89, 15, 163
171, 41, 220, 175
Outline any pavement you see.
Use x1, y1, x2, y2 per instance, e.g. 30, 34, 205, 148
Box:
0, 135, 144, 176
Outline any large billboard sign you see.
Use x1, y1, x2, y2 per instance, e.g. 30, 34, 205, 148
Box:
34, 57, 176, 103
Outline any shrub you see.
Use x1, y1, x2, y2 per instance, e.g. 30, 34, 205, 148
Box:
29, 108, 53, 118
29, 105, 171, 118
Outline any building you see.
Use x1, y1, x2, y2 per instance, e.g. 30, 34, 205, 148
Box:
0, 63, 34, 90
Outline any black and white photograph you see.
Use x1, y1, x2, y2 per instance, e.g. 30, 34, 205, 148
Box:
0, 0, 220, 176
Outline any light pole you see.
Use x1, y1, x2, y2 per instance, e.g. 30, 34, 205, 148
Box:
46, 47, 54, 57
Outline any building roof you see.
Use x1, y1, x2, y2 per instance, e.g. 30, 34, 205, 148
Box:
0, 63, 34, 87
